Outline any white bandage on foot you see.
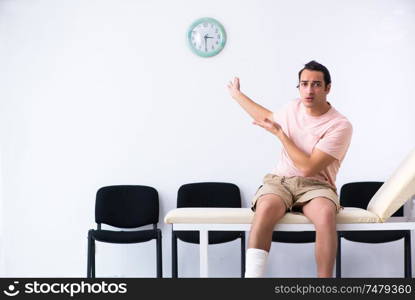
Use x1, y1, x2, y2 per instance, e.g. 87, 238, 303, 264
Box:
245, 248, 268, 278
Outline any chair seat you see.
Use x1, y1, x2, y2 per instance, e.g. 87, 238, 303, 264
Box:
175, 230, 242, 244
272, 231, 316, 243
90, 229, 159, 244
342, 230, 408, 243
164, 207, 382, 224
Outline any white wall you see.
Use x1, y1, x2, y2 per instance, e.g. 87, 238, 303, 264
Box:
0, 0, 414, 277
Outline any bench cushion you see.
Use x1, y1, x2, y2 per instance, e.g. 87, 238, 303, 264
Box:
367, 149, 415, 221
164, 207, 381, 224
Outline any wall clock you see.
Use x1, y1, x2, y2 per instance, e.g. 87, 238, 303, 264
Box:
187, 17, 226, 57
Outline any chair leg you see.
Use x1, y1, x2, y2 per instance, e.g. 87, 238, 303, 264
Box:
156, 229, 163, 278
87, 231, 92, 278
241, 232, 246, 278
91, 237, 96, 278
172, 230, 178, 278
404, 231, 412, 278
336, 233, 341, 278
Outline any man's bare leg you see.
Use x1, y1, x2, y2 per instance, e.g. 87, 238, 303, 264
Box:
245, 194, 286, 277
249, 194, 287, 250
302, 197, 337, 278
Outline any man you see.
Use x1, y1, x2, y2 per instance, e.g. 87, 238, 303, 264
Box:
227, 61, 352, 278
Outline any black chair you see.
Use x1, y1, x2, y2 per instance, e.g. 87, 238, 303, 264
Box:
336, 181, 411, 278
87, 185, 162, 278
172, 182, 246, 277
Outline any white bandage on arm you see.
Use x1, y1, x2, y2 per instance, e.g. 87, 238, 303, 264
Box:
245, 248, 268, 278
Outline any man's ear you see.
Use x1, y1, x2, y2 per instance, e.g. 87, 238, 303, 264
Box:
325, 83, 331, 93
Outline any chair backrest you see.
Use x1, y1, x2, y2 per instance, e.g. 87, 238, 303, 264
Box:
367, 149, 415, 221
95, 185, 159, 228
340, 182, 403, 217
177, 182, 241, 208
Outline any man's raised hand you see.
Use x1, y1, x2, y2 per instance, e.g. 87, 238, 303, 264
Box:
227, 77, 241, 100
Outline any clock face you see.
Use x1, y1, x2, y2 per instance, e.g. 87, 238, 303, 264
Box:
187, 18, 226, 57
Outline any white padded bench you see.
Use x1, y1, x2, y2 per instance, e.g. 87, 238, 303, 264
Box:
165, 150, 415, 277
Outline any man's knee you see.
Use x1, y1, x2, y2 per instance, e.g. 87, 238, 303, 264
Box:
250, 194, 286, 237
304, 197, 336, 227
255, 194, 287, 216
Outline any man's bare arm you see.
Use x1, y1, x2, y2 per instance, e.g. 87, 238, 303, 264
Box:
253, 119, 336, 177
278, 133, 336, 176
227, 77, 273, 122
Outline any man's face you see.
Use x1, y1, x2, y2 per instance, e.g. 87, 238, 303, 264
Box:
298, 69, 330, 108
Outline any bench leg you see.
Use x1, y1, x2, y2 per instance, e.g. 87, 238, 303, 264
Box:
199, 229, 209, 277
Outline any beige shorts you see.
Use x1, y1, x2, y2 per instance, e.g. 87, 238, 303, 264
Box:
251, 173, 341, 213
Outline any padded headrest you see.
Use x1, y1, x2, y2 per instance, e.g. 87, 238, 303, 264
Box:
367, 149, 415, 221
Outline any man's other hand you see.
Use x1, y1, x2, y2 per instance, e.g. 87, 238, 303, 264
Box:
253, 118, 283, 137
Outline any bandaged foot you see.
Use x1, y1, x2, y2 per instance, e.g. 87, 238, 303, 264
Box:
245, 248, 268, 278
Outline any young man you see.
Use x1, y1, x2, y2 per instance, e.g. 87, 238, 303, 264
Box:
227, 61, 352, 278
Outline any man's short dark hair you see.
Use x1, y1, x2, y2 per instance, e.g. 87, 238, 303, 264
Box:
298, 60, 331, 86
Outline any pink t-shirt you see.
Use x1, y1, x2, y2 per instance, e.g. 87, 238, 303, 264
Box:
272, 98, 353, 189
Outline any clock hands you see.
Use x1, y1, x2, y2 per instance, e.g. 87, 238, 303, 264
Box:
204, 34, 214, 52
